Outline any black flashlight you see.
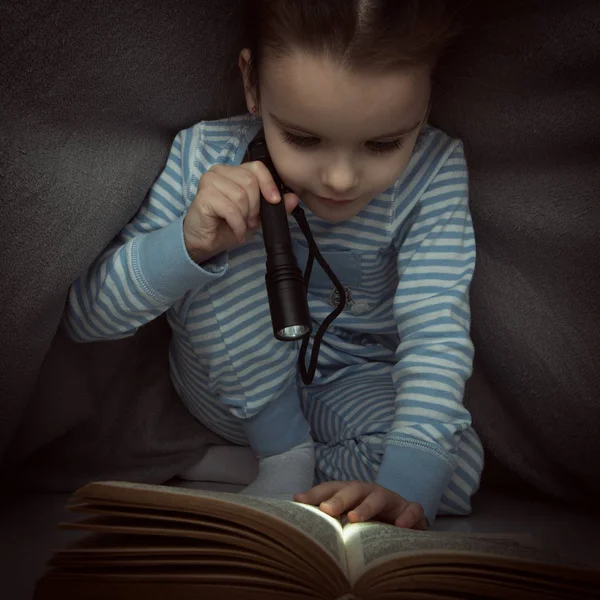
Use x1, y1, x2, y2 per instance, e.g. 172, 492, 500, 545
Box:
246, 131, 312, 342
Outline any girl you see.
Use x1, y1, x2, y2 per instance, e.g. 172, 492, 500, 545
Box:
64, 0, 484, 529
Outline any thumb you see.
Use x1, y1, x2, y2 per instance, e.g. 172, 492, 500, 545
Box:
283, 192, 299, 214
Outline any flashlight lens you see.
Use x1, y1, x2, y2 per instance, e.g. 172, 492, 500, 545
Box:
277, 324, 310, 340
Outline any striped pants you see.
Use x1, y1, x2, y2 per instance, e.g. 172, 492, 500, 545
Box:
300, 363, 484, 516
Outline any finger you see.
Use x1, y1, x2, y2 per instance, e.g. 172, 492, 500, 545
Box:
319, 481, 371, 518
347, 487, 390, 523
205, 190, 248, 244
282, 192, 299, 214
212, 166, 261, 227
394, 502, 426, 529
294, 481, 347, 505
207, 171, 251, 224
242, 161, 281, 205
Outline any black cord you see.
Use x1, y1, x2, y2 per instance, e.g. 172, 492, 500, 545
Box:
292, 206, 346, 384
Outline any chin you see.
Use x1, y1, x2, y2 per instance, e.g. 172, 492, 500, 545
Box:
304, 204, 351, 223
319, 211, 354, 224
308, 201, 365, 224
298, 193, 359, 222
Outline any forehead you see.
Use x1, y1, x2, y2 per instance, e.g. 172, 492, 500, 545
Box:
259, 51, 431, 138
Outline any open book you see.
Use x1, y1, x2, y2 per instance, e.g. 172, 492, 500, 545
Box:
34, 481, 600, 600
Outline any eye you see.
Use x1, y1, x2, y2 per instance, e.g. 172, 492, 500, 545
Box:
366, 138, 405, 154
281, 130, 321, 148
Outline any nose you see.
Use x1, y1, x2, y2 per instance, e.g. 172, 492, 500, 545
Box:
320, 156, 359, 196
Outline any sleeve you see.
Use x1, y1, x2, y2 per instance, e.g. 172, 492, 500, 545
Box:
375, 141, 479, 525
63, 127, 228, 342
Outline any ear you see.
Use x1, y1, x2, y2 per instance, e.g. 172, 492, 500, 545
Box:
239, 49, 259, 115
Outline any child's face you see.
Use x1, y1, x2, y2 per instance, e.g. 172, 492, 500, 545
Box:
241, 49, 431, 223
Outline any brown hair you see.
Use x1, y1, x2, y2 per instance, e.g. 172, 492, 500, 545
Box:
243, 0, 463, 100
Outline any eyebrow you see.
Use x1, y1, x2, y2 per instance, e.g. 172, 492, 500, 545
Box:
269, 112, 422, 140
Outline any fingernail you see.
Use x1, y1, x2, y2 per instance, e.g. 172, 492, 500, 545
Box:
270, 188, 280, 201
321, 501, 335, 511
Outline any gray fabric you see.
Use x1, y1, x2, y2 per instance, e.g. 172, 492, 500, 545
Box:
0, 0, 245, 488
1, 0, 598, 503
430, 0, 600, 503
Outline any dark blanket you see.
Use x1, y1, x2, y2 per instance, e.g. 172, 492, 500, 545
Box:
430, 0, 600, 504
1, 0, 599, 503
0, 0, 241, 487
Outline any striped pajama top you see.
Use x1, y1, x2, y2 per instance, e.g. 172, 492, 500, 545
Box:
64, 114, 481, 523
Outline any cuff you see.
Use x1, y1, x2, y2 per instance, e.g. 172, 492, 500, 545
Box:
134, 216, 227, 302
376, 441, 455, 526
242, 379, 311, 457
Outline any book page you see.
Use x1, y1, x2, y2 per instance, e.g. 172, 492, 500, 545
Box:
343, 522, 571, 584
206, 492, 346, 568
73, 482, 347, 575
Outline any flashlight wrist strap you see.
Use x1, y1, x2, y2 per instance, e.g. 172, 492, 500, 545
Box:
292, 206, 346, 385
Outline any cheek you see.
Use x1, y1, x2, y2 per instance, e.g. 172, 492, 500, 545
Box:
365, 152, 412, 192
268, 143, 315, 191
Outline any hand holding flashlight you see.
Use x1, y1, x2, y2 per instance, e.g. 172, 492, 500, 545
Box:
183, 160, 298, 265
